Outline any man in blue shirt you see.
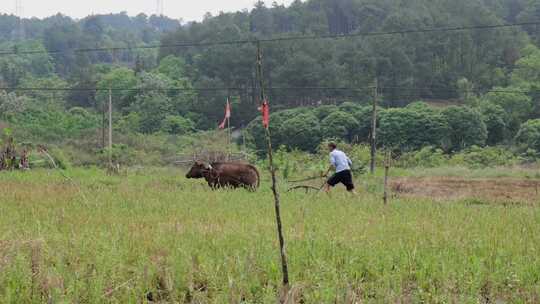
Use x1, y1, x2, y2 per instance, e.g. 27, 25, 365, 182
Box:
323, 142, 356, 193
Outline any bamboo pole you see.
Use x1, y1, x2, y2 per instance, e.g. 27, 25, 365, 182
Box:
227, 107, 232, 161
108, 87, 113, 168
257, 41, 290, 291
370, 78, 378, 174
102, 99, 106, 149
383, 151, 390, 205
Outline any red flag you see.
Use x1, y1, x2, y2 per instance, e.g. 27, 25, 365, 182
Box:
260, 100, 269, 129
218, 99, 231, 129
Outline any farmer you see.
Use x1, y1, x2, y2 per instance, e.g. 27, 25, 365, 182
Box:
323, 142, 356, 193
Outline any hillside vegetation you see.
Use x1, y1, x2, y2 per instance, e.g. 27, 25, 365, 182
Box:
0, 0, 540, 163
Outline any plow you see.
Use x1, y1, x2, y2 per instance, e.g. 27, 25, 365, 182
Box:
286, 175, 326, 193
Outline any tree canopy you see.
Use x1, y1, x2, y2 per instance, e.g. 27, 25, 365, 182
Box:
1, 1, 540, 157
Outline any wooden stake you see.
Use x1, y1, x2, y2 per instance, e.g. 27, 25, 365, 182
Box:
383, 151, 390, 205
370, 78, 378, 174
108, 87, 113, 168
102, 98, 106, 149
227, 112, 232, 161
257, 41, 290, 290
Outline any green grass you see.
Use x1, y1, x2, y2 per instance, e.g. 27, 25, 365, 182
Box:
1, 168, 539, 303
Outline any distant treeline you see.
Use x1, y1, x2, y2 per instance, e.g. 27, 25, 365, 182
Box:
0, 0, 539, 158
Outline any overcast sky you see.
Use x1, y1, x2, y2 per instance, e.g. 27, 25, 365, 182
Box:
2, 0, 296, 22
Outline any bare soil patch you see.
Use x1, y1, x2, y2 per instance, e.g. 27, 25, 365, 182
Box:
391, 177, 540, 204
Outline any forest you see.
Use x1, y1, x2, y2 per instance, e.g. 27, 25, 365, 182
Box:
2, 2, 540, 301
1, 0, 540, 165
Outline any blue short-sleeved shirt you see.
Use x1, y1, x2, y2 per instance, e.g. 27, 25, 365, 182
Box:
330, 149, 352, 173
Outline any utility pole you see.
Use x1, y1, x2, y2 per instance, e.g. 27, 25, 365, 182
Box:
156, 0, 164, 16
15, 0, 24, 40
383, 151, 390, 205
108, 88, 113, 168
227, 97, 232, 160
370, 78, 378, 174
256, 41, 290, 293
102, 100, 106, 149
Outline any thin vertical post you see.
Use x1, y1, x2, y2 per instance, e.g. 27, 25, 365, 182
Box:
257, 41, 290, 290
108, 88, 113, 168
370, 78, 378, 174
227, 100, 232, 160
102, 92, 106, 149
242, 128, 247, 154
383, 151, 390, 205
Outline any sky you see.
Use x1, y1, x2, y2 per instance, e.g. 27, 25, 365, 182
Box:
2, 0, 296, 22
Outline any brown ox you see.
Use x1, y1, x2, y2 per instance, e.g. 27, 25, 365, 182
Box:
185, 161, 260, 191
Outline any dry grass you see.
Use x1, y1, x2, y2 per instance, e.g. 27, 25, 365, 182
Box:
0, 168, 540, 303
391, 177, 540, 205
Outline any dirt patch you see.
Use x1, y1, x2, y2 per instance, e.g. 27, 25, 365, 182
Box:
390, 177, 540, 205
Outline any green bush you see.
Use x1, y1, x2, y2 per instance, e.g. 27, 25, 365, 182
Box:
379, 106, 448, 151
399, 147, 448, 168
449, 146, 519, 168
478, 102, 507, 145
48, 147, 72, 170
280, 112, 321, 152
273, 146, 320, 179
312, 105, 338, 120
98, 144, 138, 166
441, 106, 487, 151
321, 111, 359, 142
515, 119, 540, 153
246, 108, 307, 155
160, 115, 195, 135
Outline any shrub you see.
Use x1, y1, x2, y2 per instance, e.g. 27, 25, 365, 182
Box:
161, 115, 195, 135
312, 105, 338, 120
48, 147, 72, 169
478, 102, 507, 145
398, 146, 448, 168
515, 119, 540, 153
321, 111, 359, 142
245, 108, 305, 155
441, 106, 487, 151
449, 146, 519, 168
483, 88, 532, 134
379, 107, 448, 151
280, 112, 321, 152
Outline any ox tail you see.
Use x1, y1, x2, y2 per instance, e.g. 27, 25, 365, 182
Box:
248, 165, 261, 190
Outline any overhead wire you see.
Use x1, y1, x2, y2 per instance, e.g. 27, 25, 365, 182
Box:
0, 21, 538, 56
0, 86, 536, 95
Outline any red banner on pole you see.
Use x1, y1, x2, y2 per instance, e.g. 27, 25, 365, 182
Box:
259, 100, 270, 129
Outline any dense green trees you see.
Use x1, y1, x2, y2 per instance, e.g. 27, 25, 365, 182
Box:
379, 105, 448, 151
321, 111, 359, 142
442, 106, 488, 151
96, 67, 137, 110
153, 0, 536, 125
515, 119, 540, 153
281, 112, 322, 151
246, 102, 493, 154
1, 0, 540, 159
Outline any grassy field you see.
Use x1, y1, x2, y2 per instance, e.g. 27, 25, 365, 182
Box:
1, 167, 540, 303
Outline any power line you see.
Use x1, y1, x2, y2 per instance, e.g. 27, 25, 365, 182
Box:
379, 86, 534, 94
0, 21, 538, 56
0, 86, 536, 95
0, 86, 370, 92
156, 0, 164, 16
